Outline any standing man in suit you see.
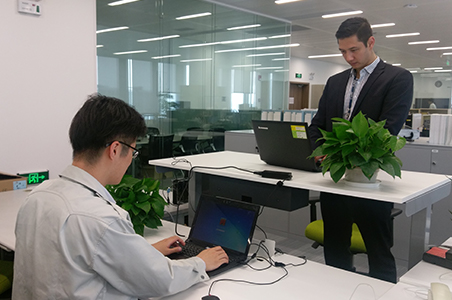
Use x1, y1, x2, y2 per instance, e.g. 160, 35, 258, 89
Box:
308, 17, 413, 283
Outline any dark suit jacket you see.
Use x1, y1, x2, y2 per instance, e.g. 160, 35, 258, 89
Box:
309, 60, 413, 149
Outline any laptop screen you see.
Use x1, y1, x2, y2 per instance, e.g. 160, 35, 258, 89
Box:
189, 195, 259, 254
252, 120, 321, 172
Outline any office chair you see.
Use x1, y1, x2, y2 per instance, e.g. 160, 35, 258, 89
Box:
139, 134, 174, 178
148, 134, 174, 160
305, 198, 402, 254
173, 130, 203, 156
146, 127, 160, 137
207, 127, 226, 152
0, 260, 13, 296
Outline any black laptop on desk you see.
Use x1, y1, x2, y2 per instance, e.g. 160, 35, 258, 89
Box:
252, 120, 321, 172
168, 194, 260, 277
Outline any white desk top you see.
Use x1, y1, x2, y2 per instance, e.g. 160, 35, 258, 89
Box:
149, 151, 452, 216
378, 238, 452, 299
144, 221, 393, 300
378, 281, 428, 300
0, 189, 392, 299
0, 188, 184, 251
0, 188, 33, 251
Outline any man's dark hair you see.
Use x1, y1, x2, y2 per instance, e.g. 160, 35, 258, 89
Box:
335, 17, 373, 46
69, 94, 146, 162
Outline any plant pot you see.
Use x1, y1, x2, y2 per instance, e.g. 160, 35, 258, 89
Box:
344, 167, 379, 183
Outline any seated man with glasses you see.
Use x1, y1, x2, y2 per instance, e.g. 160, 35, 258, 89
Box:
13, 94, 229, 300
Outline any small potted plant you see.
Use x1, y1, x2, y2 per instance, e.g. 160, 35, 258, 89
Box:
309, 111, 406, 183
106, 175, 167, 236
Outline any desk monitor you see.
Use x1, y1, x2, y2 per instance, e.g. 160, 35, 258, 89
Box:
252, 120, 321, 172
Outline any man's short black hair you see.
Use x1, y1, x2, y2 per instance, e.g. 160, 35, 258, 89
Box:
69, 94, 146, 162
335, 17, 373, 46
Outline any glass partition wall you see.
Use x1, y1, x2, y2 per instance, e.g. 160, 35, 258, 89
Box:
97, 0, 291, 139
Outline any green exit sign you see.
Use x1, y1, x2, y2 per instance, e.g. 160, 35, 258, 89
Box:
295, 73, 302, 78
18, 170, 49, 185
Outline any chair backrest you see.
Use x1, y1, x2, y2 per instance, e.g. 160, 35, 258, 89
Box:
148, 134, 174, 159
146, 127, 160, 136
209, 127, 226, 151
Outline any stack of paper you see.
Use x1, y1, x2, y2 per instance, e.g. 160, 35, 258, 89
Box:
429, 114, 452, 145
412, 113, 422, 131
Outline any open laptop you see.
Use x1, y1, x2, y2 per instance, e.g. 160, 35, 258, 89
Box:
252, 120, 322, 172
169, 194, 260, 277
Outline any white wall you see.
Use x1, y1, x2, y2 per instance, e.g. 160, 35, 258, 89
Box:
289, 57, 348, 107
289, 57, 348, 85
413, 74, 452, 100
0, 0, 96, 178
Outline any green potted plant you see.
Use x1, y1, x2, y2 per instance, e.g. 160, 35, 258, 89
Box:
106, 175, 167, 236
309, 111, 406, 183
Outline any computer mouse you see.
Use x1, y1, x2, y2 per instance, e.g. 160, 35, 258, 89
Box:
201, 295, 220, 300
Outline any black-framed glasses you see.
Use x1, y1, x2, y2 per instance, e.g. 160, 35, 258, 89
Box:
106, 141, 139, 159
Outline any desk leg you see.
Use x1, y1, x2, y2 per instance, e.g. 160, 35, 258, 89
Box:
408, 207, 429, 268
425, 205, 432, 251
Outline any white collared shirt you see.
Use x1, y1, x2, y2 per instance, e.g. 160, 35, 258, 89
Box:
13, 165, 208, 300
343, 57, 380, 120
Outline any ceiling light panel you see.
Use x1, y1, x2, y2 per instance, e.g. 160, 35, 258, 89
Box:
322, 10, 363, 19
152, 54, 181, 59
386, 32, 420, 38
275, 0, 302, 4
113, 50, 147, 55
137, 35, 180, 42
96, 26, 129, 34
180, 58, 212, 62
408, 40, 440, 45
308, 54, 342, 58
371, 23, 395, 28
247, 52, 285, 57
176, 12, 211, 20
427, 46, 452, 51
108, 0, 141, 6
227, 24, 261, 31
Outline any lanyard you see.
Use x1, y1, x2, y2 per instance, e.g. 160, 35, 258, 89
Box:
345, 76, 359, 120
59, 175, 124, 217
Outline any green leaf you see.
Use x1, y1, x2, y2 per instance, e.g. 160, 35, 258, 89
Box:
393, 137, 406, 152
351, 112, 369, 138
360, 161, 379, 179
107, 175, 167, 236
136, 201, 151, 214
309, 146, 324, 158
357, 148, 372, 162
329, 162, 346, 183
379, 159, 396, 178
134, 224, 145, 236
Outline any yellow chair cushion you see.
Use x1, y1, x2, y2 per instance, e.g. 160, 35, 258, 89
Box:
305, 220, 367, 253
0, 260, 13, 295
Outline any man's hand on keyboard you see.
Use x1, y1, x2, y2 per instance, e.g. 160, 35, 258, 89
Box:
197, 246, 229, 271
152, 236, 185, 256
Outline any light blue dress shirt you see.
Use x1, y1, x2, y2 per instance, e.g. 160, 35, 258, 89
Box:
13, 165, 208, 300
343, 57, 381, 120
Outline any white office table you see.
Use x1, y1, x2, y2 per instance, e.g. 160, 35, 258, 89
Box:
379, 238, 452, 299
0, 188, 392, 299
0, 188, 33, 251
0, 188, 184, 252
149, 151, 452, 268
144, 220, 393, 300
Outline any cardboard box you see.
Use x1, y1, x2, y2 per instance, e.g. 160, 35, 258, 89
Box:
0, 172, 27, 192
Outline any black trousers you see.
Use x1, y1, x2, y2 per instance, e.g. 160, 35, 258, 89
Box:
320, 192, 396, 283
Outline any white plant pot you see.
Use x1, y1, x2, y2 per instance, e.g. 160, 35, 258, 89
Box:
344, 167, 379, 183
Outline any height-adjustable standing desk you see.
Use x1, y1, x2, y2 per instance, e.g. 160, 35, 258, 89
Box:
149, 151, 452, 268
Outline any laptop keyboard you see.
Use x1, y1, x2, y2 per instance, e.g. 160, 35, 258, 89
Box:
180, 243, 242, 263
180, 243, 204, 257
